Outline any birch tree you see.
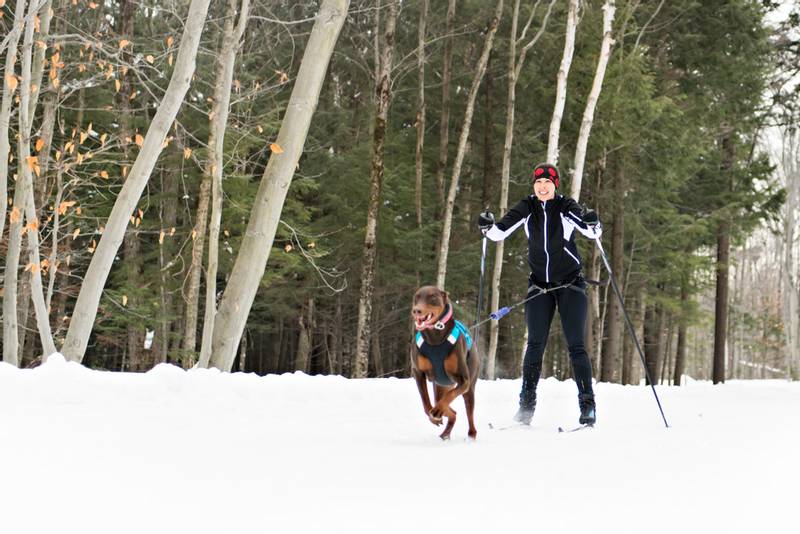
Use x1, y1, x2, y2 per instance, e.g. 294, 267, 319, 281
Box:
435, 0, 503, 289
3, 0, 57, 364
0, 0, 28, 243
487, 0, 556, 379
546, 0, 580, 165
353, 0, 398, 379
183, 0, 251, 368
61, 0, 213, 362
780, 128, 799, 379
570, 0, 615, 201
207, 0, 350, 372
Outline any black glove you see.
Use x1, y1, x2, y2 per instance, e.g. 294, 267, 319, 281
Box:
477, 211, 495, 231
582, 209, 599, 225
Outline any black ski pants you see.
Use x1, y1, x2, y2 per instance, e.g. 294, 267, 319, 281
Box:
520, 280, 594, 407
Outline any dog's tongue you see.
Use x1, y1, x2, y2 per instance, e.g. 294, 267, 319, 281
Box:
414, 314, 432, 330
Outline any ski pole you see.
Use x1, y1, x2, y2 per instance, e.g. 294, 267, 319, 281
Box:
475, 234, 488, 339
594, 237, 670, 428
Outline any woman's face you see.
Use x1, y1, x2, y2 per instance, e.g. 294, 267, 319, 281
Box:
533, 178, 556, 201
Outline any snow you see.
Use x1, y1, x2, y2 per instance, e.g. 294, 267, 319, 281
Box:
0, 355, 796, 534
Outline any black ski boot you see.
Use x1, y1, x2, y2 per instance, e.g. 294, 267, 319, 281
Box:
513, 404, 536, 425
578, 393, 596, 426
513, 391, 537, 425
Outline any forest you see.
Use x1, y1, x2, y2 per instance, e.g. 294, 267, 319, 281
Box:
1, 0, 798, 384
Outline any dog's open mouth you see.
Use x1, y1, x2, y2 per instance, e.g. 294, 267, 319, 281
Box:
414, 313, 433, 330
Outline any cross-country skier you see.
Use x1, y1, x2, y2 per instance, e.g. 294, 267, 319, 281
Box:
477, 163, 601, 426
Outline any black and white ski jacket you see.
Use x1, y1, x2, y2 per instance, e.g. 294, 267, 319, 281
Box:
485, 195, 602, 285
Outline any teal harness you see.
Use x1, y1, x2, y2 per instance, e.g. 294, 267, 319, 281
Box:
415, 320, 473, 386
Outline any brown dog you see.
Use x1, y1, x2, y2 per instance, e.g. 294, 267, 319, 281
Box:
410, 286, 480, 440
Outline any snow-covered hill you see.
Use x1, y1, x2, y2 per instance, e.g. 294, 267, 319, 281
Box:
0, 355, 795, 534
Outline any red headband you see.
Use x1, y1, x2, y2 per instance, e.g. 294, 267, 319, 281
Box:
533, 166, 559, 188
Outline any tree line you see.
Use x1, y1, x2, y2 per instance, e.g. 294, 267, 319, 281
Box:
0, 0, 797, 383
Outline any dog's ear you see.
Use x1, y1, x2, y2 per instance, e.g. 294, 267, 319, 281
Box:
439, 289, 449, 306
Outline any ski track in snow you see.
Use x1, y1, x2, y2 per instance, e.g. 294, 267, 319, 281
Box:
0, 354, 795, 534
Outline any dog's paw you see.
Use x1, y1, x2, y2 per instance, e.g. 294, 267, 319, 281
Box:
428, 411, 443, 426
431, 403, 455, 420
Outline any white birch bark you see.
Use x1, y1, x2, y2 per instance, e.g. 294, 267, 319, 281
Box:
207, 0, 349, 371
4, 0, 56, 362
570, 0, 615, 201
546, 0, 580, 164
27, 0, 52, 118
781, 129, 800, 379
0, 0, 27, 248
61, 0, 213, 362
486, 0, 556, 379
13, 0, 54, 365
20, 116, 57, 359
197, 0, 251, 368
436, 0, 504, 290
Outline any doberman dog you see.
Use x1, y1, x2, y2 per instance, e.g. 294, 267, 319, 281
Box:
410, 286, 480, 440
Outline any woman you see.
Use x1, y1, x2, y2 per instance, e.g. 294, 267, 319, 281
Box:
478, 163, 600, 426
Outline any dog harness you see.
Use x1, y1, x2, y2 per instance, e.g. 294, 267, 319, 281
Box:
415, 319, 473, 386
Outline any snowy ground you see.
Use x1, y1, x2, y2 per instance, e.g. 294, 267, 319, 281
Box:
1, 355, 796, 534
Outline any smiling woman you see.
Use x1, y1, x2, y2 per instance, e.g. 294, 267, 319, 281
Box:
479, 162, 602, 427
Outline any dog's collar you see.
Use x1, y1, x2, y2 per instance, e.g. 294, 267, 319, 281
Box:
417, 303, 453, 331
434, 303, 453, 330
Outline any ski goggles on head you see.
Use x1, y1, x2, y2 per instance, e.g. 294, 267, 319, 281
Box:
533, 165, 559, 188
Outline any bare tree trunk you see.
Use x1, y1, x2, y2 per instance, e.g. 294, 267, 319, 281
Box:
601, 162, 623, 382
238, 329, 247, 372
487, 0, 556, 379
197, 0, 251, 368
414, 0, 428, 237
62, 0, 213, 362
435, 1, 503, 290
371, 308, 384, 377
1, 0, 29, 366
116, 0, 144, 370
27, 0, 53, 119
30, 3, 62, 327
4, 0, 57, 364
45, 162, 65, 311
333, 294, 343, 374
643, 301, 660, 385
156, 168, 179, 364
570, 0, 615, 200
295, 300, 313, 373
352, 0, 398, 378
673, 277, 689, 385
780, 129, 799, 379
267, 320, 283, 373
434, 0, 457, 214
207, 0, 349, 372
183, 177, 210, 362
124, 230, 144, 369
713, 218, 731, 384
547, 0, 580, 164
621, 284, 641, 384
713, 126, 734, 384
0, 0, 27, 243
